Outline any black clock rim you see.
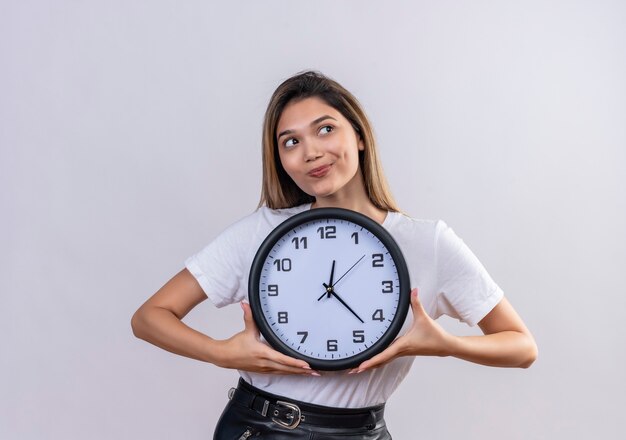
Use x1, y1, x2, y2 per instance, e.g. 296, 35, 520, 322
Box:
248, 207, 411, 371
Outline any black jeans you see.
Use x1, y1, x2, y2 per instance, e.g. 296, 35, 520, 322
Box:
213, 379, 393, 440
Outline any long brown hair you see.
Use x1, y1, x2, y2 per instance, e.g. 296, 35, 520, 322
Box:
259, 71, 399, 212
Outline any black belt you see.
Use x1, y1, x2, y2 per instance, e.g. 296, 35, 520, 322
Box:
228, 378, 385, 430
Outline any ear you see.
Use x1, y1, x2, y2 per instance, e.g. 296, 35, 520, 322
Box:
357, 137, 365, 151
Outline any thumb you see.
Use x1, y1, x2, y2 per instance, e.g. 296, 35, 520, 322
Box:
410, 288, 426, 317
240, 301, 259, 335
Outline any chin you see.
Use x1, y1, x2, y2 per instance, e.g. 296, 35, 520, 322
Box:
310, 189, 338, 200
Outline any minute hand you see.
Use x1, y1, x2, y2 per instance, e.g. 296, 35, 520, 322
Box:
322, 283, 364, 323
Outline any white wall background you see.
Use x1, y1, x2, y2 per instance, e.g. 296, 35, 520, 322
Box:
1, 1, 625, 439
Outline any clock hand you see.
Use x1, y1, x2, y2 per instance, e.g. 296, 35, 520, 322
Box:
318, 286, 331, 301
329, 259, 336, 285
332, 254, 366, 286
317, 255, 366, 301
317, 260, 337, 301
322, 282, 365, 323
327, 260, 336, 299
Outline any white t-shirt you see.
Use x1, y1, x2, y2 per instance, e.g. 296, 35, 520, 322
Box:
185, 204, 503, 408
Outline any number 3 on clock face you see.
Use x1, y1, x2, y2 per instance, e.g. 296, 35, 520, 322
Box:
248, 208, 410, 371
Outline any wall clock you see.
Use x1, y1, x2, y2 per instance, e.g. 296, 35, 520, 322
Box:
248, 207, 410, 371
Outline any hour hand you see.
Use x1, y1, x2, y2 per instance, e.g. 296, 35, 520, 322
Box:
318, 260, 336, 301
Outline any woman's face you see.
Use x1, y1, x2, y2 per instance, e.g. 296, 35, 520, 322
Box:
276, 97, 364, 202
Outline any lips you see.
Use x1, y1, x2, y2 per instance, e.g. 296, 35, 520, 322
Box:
307, 164, 332, 178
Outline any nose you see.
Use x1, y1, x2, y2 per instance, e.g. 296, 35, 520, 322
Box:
303, 139, 323, 162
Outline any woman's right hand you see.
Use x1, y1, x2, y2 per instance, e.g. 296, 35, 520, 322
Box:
132, 269, 319, 376
213, 301, 320, 376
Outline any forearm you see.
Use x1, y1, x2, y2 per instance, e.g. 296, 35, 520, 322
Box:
446, 330, 537, 368
131, 306, 221, 364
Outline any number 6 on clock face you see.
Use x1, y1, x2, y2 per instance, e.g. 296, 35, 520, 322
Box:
248, 208, 411, 371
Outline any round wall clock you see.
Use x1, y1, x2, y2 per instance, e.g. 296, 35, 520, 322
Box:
248, 208, 410, 371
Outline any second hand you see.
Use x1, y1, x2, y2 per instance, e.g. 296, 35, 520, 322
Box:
318, 254, 366, 301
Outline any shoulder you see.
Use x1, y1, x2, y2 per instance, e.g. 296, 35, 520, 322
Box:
220, 204, 311, 236
384, 213, 470, 265
386, 212, 463, 243
384, 211, 447, 241
257, 203, 312, 223
251, 204, 312, 236
382, 213, 453, 267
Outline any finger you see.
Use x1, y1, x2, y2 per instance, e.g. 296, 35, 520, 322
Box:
263, 345, 314, 371
240, 303, 319, 375
257, 346, 320, 375
240, 301, 259, 335
410, 288, 426, 317
260, 358, 321, 376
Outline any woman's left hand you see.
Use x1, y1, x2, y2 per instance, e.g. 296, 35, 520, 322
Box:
349, 288, 454, 374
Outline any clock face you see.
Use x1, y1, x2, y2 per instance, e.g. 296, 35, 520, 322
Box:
249, 208, 410, 371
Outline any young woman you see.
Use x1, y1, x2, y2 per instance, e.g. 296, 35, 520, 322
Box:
131, 71, 537, 439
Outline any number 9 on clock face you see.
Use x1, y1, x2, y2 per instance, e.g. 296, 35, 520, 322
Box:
248, 208, 410, 371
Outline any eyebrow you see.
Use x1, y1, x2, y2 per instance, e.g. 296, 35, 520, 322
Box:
277, 115, 338, 140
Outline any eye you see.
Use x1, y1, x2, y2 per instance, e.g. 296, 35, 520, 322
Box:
284, 138, 298, 148
319, 125, 334, 135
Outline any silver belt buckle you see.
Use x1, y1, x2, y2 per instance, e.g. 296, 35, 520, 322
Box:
272, 400, 302, 430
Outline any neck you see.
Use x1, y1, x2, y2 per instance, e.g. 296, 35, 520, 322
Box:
309, 167, 388, 224
311, 195, 387, 225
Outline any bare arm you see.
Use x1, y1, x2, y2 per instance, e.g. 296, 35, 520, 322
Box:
131, 268, 319, 375
352, 289, 537, 373
448, 296, 538, 368
131, 268, 216, 363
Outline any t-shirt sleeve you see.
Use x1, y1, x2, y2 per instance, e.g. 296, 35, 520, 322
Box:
433, 220, 504, 326
184, 215, 257, 308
